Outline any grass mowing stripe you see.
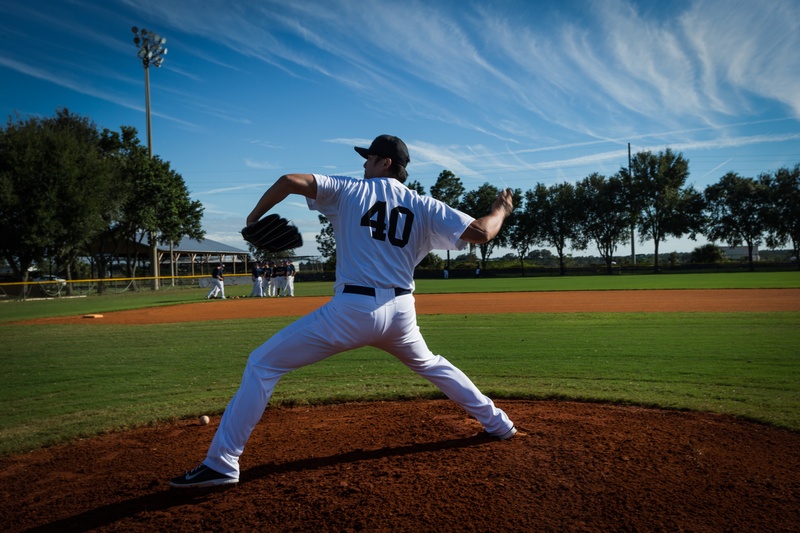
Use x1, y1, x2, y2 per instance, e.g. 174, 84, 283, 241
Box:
1, 311, 798, 455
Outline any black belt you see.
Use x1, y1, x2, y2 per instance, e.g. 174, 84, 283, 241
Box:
343, 285, 411, 297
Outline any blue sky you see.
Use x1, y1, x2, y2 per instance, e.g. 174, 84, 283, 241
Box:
2, 0, 798, 259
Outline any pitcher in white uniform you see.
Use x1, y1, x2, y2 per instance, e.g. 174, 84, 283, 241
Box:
171, 134, 516, 488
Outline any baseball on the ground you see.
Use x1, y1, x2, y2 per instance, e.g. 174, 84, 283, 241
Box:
199, 415, 210, 425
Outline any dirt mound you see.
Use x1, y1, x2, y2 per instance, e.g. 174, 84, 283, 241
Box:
2, 400, 798, 532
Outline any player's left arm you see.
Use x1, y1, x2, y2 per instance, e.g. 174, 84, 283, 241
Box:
247, 174, 317, 225
460, 188, 513, 244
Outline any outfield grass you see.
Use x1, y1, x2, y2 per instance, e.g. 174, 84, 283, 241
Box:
0, 272, 798, 456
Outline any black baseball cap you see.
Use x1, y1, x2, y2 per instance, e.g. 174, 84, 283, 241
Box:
354, 134, 410, 168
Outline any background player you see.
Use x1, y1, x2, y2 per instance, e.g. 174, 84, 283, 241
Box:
205, 263, 226, 299
273, 260, 287, 297
285, 259, 296, 297
171, 134, 515, 488
249, 261, 265, 297
267, 261, 278, 297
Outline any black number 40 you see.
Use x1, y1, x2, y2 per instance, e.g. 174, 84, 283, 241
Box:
360, 201, 415, 248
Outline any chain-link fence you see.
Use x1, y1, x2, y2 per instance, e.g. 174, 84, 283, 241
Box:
0, 274, 260, 300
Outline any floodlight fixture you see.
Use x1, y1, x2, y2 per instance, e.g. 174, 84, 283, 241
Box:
132, 26, 167, 69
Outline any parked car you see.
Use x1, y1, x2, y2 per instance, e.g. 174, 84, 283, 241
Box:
33, 275, 67, 287
33, 275, 67, 296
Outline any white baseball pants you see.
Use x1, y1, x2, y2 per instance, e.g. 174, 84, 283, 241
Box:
284, 276, 294, 296
276, 276, 286, 296
268, 278, 278, 297
250, 277, 265, 297
206, 278, 225, 299
204, 289, 514, 477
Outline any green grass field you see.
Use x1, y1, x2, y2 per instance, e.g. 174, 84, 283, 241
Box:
1, 271, 798, 456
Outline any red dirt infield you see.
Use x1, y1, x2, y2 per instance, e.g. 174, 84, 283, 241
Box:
25, 287, 800, 325
3, 289, 799, 532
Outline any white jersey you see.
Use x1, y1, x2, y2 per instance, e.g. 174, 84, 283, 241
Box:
308, 174, 473, 291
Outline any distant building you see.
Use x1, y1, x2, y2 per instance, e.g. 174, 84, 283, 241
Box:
723, 246, 759, 261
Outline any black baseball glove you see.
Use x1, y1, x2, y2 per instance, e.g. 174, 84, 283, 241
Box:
241, 214, 303, 252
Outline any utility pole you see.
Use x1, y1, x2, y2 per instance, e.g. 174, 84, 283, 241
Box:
628, 143, 636, 266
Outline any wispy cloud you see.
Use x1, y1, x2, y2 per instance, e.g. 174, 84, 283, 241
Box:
198, 184, 264, 196
0, 55, 123, 104
248, 139, 284, 150
0, 53, 204, 131
116, 0, 800, 143
700, 159, 731, 179
401, 130, 800, 190
648, 133, 800, 153
244, 159, 280, 170
680, 0, 800, 116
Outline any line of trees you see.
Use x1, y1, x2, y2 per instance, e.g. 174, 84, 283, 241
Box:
0, 109, 205, 287
316, 151, 800, 274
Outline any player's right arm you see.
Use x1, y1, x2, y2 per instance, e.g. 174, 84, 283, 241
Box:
246, 174, 318, 225
459, 188, 513, 244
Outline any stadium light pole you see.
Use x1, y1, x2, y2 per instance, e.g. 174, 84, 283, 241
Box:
628, 143, 636, 267
132, 26, 167, 290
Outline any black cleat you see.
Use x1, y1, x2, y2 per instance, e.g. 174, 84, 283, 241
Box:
169, 463, 238, 489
